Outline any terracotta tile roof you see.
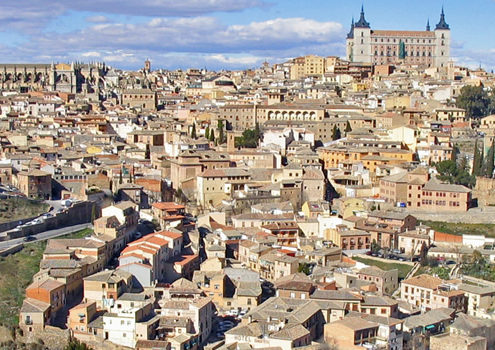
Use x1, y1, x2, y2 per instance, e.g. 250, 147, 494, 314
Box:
157, 231, 183, 240
172, 254, 198, 266
152, 202, 185, 210
402, 274, 443, 290
27, 278, 64, 292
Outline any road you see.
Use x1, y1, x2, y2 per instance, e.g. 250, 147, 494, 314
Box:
0, 223, 92, 250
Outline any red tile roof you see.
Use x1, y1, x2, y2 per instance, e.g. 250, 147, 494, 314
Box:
152, 202, 185, 210
157, 231, 183, 240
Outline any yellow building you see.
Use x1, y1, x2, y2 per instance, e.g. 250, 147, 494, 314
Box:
318, 147, 414, 174
384, 95, 411, 110
290, 55, 326, 79
352, 82, 368, 92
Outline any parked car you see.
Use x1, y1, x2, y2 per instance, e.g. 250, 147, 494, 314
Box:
23, 236, 36, 242
219, 321, 235, 329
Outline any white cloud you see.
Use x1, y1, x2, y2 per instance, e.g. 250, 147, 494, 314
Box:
21, 17, 344, 56
207, 54, 263, 66
452, 45, 495, 71
0, 0, 266, 33
82, 51, 101, 57
0, 4, 346, 70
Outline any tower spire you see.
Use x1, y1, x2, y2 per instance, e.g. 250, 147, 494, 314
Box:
436, 6, 450, 30
347, 17, 355, 39
355, 5, 370, 28
426, 18, 430, 31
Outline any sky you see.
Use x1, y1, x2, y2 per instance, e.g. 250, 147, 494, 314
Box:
0, 0, 493, 71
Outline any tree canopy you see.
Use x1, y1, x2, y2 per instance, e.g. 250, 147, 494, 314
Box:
331, 125, 341, 140
455, 85, 495, 118
434, 158, 475, 188
235, 124, 261, 148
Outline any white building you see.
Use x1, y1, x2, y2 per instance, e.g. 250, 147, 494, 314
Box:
346, 6, 451, 68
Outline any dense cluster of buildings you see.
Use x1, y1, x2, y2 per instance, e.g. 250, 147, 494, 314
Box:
2, 9, 495, 350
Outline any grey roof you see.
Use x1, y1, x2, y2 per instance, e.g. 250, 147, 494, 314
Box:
270, 324, 310, 340
20, 298, 50, 313
368, 211, 412, 220
423, 178, 471, 193
88, 314, 106, 329
224, 268, 260, 283
236, 282, 262, 297
361, 295, 397, 307
404, 308, 454, 329
459, 283, 495, 295
246, 297, 322, 325
118, 293, 148, 302
310, 290, 362, 302
83, 269, 132, 283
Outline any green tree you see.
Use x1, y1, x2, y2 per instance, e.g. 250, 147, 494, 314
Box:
254, 122, 261, 140
452, 144, 460, 162
235, 127, 261, 148
419, 242, 429, 266
344, 121, 352, 134
371, 240, 381, 254
209, 129, 215, 143
482, 139, 495, 178
65, 338, 92, 350
431, 266, 450, 280
435, 159, 475, 187
331, 125, 341, 140
145, 144, 150, 159
298, 262, 312, 275
191, 122, 197, 139
217, 120, 225, 144
435, 160, 458, 183
90, 204, 97, 224
455, 85, 491, 118
399, 40, 406, 59
205, 126, 210, 140
119, 168, 123, 185
473, 139, 483, 176
472, 250, 485, 265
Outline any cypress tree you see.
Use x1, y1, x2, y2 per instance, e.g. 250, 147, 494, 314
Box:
209, 129, 215, 143
331, 125, 338, 140
218, 120, 225, 144
479, 147, 484, 176
205, 126, 210, 140
332, 125, 341, 140
145, 144, 150, 159
345, 121, 352, 134
473, 140, 482, 176
484, 140, 495, 178
191, 123, 197, 139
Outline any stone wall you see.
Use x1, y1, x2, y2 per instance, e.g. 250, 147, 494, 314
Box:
2, 201, 94, 240
0, 215, 39, 234
473, 176, 495, 207
20, 326, 70, 350
0, 243, 23, 257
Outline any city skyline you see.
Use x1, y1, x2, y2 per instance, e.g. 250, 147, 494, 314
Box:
0, 0, 493, 71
